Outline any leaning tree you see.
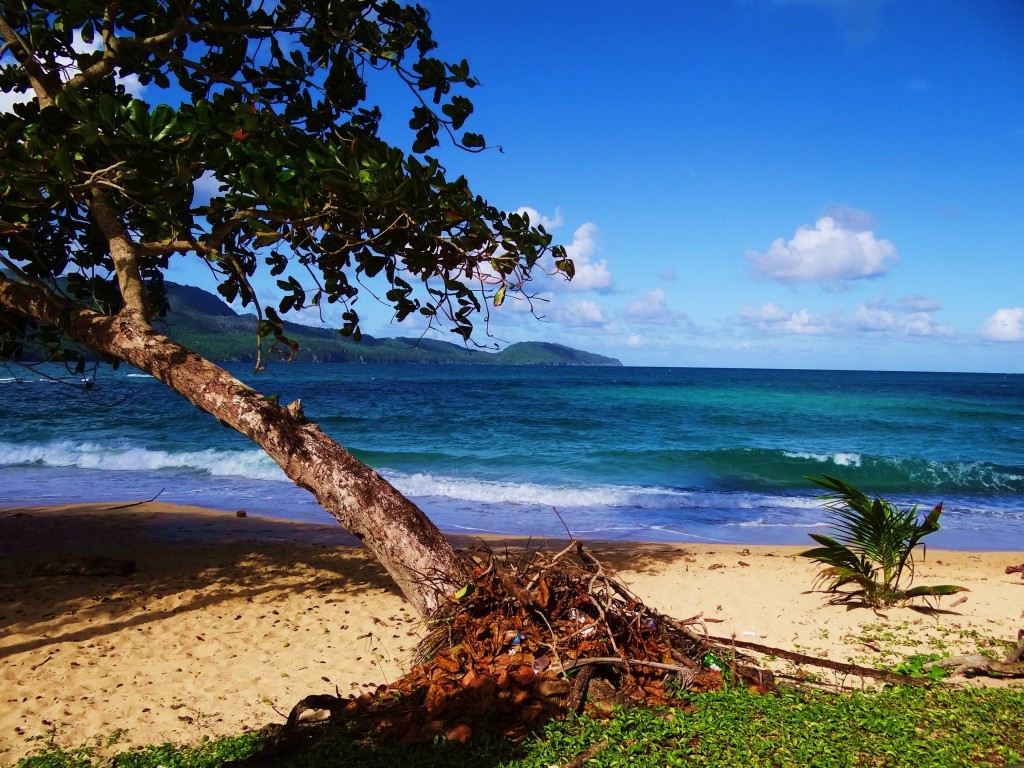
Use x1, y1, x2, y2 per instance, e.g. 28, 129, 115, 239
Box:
0, 0, 573, 616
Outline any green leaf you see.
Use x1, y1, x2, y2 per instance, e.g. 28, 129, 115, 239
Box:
1, 0, 563, 364
903, 584, 968, 598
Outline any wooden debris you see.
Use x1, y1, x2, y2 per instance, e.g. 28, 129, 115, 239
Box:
709, 635, 931, 687
279, 542, 775, 745
937, 629, 1024, 678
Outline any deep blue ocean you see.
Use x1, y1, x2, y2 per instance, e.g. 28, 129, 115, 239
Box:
1, 364, 1022, 549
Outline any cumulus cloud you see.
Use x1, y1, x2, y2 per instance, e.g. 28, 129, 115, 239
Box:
980, 308, 1024, 342
551, 298, 609, 327
824, 203, 876, 231
854, 295, 954, 338
561, 223, 613, 292
739, 303, 832, 335
624, 289, 679, 326
515, 206, 564, 231
895, 294, 941, 313
746, 216, 897, 287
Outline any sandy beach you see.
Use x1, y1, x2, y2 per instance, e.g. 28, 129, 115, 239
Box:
2, 502, 1021, 764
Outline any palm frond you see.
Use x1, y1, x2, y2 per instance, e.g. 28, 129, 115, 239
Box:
800, 476, 962, 608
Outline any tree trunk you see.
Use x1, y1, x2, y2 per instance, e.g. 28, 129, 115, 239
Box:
0, 277, 466, 617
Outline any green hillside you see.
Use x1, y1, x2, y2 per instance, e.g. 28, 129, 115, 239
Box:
157, 283, 621, 366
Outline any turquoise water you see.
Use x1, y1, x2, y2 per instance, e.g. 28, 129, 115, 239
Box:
1, 364, 1021, 549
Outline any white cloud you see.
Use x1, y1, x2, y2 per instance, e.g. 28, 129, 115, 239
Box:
854, 303, 894, 332
895, 294, 941, 313
192, 170, 222, 204
627, 333, 644, 347
1, 29, 144, 112
624, 289, 678, 326
551, 298, 609, 327
71, 30, 144, 97
0, 88, 32, 113
562, 223, 613, 292
854, 296, 954, 338
746, 216, 897, 287
515, 206, 564, 231
739, 303, 831, 335
823, 203, 876, 231
980, 308, 1024, 342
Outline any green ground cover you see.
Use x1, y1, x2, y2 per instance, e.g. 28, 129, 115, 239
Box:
10, 687, 1024, 768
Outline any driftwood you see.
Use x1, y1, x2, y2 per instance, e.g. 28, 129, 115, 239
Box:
102, 489, 165, 510
936, 629, 1024, 678
1005, 563, 1024, 580
707, 635, 931, 687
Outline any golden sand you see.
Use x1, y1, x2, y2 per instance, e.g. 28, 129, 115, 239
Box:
2, 502, 1021, 763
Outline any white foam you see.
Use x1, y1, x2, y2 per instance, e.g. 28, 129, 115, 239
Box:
0, 440, 284, 481
389, 471, 634, 507
782, 450, 862, 467
730, 518, 828, 529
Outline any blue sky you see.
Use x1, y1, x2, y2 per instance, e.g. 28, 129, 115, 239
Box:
7, 0, 1021, 371
375, 0, 1022, 372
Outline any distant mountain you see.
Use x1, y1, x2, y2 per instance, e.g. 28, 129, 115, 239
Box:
157, 282, 621, 366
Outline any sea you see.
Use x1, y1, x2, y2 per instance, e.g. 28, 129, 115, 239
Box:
1, 364, 1022, 550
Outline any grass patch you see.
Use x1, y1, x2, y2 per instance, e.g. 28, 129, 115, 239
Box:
11, 732, 264, 768
8, 687, 1024, 768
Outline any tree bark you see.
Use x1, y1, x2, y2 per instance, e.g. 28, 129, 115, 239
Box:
0, 276, 466, 617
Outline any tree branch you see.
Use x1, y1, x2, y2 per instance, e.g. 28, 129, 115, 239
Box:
0, 13, 60, 107
65, 7, 196, 91
0, 272, 68, 326
86, 188, 149, 317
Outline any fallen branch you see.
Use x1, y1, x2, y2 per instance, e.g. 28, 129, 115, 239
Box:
562, 738, 611, 768
707, 635, 930, 687
936, 629, 1024, 678
102, 489, 165, 510
936, 657, 1024, 678
560, 656, 702, 677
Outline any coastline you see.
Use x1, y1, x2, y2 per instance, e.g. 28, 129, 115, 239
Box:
2, 501, 1022, 763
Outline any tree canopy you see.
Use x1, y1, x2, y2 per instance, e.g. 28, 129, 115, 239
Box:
0, 0, 572, 367
0, 0, 576, 616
